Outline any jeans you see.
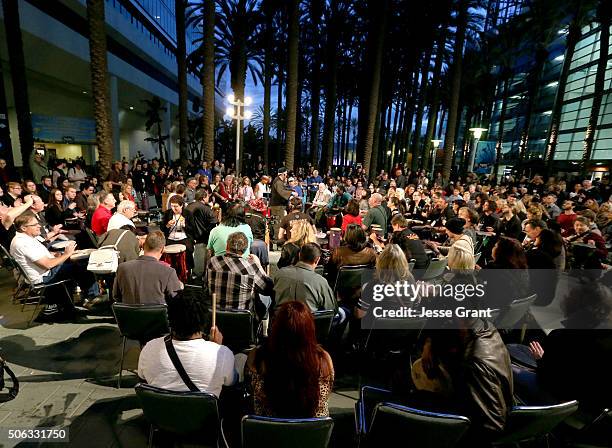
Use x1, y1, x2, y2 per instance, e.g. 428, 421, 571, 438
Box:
43, 260, 100, 299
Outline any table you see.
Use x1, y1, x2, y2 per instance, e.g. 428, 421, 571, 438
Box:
70, 248, 96, 261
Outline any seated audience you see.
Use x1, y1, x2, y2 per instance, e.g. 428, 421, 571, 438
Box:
91, 190, 117, 236
277, 219, 318, 269
207, 204, 253, 257
107, 200, 137, 231
341, 199, 363, 234
279, 197, 314, 242
245, 301, 334, 417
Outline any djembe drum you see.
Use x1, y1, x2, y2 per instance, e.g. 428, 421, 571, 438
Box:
162, 244, 188, 283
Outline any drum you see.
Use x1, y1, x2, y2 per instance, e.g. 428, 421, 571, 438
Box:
371, 225, 383, 239
329, 227, 342, 250
162, 244, 188, 282
70, 248, 96, 261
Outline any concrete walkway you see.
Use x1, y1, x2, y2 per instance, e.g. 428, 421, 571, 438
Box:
0, 254, 357, 447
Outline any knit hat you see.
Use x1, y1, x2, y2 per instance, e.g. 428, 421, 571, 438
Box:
445, 217, 466, 235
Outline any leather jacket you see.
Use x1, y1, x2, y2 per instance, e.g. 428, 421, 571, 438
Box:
270, 176, 293, 207
185, 202, 217, 244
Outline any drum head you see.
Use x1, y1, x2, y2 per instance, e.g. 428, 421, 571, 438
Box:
165, 244, 186, 254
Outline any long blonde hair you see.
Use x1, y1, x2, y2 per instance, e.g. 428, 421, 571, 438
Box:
286, 220, 316, 247
375, 244, 414, 284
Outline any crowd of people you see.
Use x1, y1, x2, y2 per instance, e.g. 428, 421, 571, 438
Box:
1, 152, 612, 445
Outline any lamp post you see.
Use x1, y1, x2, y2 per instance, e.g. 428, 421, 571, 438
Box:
226, 94, 252, 175
468, 127, 487, 173
431, 139, 442, 177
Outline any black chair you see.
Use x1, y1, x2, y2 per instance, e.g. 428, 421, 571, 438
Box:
135, 383, 226, 448
313, 310, 335, 344
421, 258, 448, 281
333, 264, 373, 305
492, 400, 579, 445
84, 227, 99, 249
213, 308, 254, 354
112, 303, 169, 388
355, 386, 470, 448
363, 316, 427, 354
495, 294, 537, 330
562, 408, 612, 448
241, 415, 334, 448
1, 244, 72, 325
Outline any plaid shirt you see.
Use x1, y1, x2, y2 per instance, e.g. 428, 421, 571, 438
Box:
207, 253, 272, 310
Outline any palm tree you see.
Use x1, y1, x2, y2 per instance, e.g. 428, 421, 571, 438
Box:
175, 0, 189, 166
284, 0, 299, 169
309, 0, 324, 165
143, 97, 169, 163
215, 0, 263, 173
2, 0, 34, 171
86, 0, 113, 178
545, 0, 594, 170
441, 0, 469, 182
260, 0, 276, 171
321, 0, 341, 170
361, 0, 388, 178
582, 0, 611, 169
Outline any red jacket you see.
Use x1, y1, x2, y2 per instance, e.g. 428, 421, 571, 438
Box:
91, 206, 112, 235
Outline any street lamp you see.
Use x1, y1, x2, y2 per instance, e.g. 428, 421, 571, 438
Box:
431, 139, 442, 176
226, 93, 252, 175
468, 127, 487, 173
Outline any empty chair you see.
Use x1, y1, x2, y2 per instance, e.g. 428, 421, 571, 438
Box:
112, 303, 169, 388
494, 294, 537, 330
355, 386, 395, 436
421, 258, 448, 281
332, 264, 374, 308
241, 415, 334, 448
492, 400, 579, 445
213, 308, 254, 354
313, 310, 335, 344
356, 395, 470, 448
135, 383, 225, 448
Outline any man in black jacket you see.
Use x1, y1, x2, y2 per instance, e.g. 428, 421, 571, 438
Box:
185, 189, 217, 244
269, 167, 295, 245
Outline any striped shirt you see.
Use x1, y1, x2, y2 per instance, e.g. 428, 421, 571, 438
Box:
207, 253, 272, 310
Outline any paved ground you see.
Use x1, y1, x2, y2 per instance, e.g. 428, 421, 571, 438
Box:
0, 252, 358, 448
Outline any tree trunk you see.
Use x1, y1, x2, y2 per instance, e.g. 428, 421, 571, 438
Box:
309, 0, 324, 166
582, 3, 611, 169
175, 0, 189, 166
422, 34, 444, 171
494, 77, 510, 177
201, 0, 215, 163
411, 46, 433, 172
263, 20, 272, 170
370, 92, 383, 178
322, 0, 339, 171
284, 0, 299, 170
86, 0, 113, 178
2, 0, 34, 171
441, 0, 468, 182
345, 99, 353, 164
276, 67, 284, 146
362, 0, 388, 177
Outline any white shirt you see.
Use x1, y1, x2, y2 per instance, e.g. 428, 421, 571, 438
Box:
138, 336, 237, 397
254, 182, 270, 199
107, 213, 135, 231
10, 232, 53, 284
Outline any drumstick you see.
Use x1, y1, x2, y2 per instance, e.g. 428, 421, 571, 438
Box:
212, 293, 216, 330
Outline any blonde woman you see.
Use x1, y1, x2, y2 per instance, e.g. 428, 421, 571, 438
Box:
238, 176, 255, 202
277, 219, 317, 269
356, 244, 415, 319
448, 245, 476, 271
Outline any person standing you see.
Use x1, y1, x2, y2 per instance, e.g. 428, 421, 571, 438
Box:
270, 167, 295, 245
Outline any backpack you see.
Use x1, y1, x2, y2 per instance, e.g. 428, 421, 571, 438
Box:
87, 230, 129, 274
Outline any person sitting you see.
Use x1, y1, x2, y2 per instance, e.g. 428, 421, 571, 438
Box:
207, 232, 273, 313
107, 200, 137, 231
326, 185, 352, 210
481, 237, 531, 310
341, 199, 363, 234
431, 217, 474, 257
277, 219, 318, 269
10, 212, 100, 318
244, 199, 270, 269
0, 195, 34, 247
568, 216, 608, 268
457, 206, 479, 247
75, 182, 95, 213
113, 231, 183, 304
245, 301, 334, 417
91, 191, 117, 236
497, 199, 522, 240
45, 188, 79, 227
207, 204, 253, 257
478, 199, 501, 233
97, 223, 141, 265
362, 193, 388, 237
138, 291, 237, 396
274, 243, 337, 314
278, 196, 314, 242
162, 195, 194, 271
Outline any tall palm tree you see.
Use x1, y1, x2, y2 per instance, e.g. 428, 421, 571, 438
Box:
582, 0, 611, 168
361, 0, 388, 178
284, 0, 299, 169
86, 0, 113, 178
260, 0, 276, 170
321, 0, 341, 170
441, 0, 469, 182
215, 0, 263, 172
186, 0, 217, 163
309, 0, 324, 165
2, 0, 34, 171
175, 0, 189, 165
